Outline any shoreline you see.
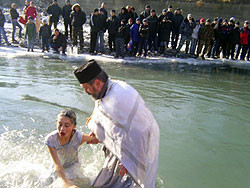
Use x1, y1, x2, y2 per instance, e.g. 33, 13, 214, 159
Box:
0, 11, 250, 71
1, 45, 250, 71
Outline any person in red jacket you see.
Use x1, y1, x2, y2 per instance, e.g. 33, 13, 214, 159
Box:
25, 1, 37, 21
237, 20, 250, 60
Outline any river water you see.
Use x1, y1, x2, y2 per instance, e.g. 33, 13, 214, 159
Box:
0, 56, 250, 188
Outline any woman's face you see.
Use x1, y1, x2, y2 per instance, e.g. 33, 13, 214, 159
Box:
57, 116, 75, 138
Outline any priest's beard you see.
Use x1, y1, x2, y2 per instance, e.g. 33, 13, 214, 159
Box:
88, 87, 100, 101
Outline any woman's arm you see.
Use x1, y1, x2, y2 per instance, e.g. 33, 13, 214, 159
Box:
47, 147, 78, 188
80, 133, 99, 145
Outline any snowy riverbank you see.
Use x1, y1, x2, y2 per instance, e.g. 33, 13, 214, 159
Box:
1, 12, 250, 70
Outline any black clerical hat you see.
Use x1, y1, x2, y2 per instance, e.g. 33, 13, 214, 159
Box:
74, 60, 102, 84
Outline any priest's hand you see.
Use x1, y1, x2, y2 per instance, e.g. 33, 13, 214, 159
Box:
118, 163, 128, 176
87, 132, 99, 144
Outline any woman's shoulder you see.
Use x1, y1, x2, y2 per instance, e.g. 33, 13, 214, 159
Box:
45, 130, 58, 147
72, 129, 83, 144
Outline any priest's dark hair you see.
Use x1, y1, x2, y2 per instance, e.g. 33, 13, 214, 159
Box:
88, 71, 108, 85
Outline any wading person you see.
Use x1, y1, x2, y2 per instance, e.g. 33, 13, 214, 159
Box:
70, 3, 86, 51
74, 60, 160, 188
10, 3, 22, 43
44, 109, 95, 187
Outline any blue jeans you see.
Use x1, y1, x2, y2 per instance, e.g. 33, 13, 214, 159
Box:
96, 30, 104, 53
0, 26, 9, 45
12, 20, 22, 40
190, 38, 198, 55
115, 37, 125, 57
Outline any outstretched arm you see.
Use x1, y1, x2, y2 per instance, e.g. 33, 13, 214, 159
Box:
47, 147, 78, 188
80, 133, 99, 145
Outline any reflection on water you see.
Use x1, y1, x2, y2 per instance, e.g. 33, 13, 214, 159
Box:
0, 57, 250, 187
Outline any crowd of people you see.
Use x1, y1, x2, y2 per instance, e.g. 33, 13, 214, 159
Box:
0, 1, 250, 61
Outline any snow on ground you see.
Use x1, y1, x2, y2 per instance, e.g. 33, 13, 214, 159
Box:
1, 13, 250, 70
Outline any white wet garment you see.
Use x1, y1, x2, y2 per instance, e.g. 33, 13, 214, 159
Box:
44, 130, 83, 181
88, 79, 160, 188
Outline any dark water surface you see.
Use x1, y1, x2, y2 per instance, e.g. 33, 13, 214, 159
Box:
0, 56, 250, 188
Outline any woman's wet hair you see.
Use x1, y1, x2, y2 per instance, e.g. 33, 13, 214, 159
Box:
57, 109, 77, 125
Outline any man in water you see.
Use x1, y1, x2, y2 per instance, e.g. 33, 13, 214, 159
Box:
74, 60, 160, 188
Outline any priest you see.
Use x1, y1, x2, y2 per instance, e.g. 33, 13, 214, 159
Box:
74, 60, 160, 188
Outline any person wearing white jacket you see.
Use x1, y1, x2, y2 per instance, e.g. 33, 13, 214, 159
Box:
190, 19, 201, 55
74, 60, 160, 188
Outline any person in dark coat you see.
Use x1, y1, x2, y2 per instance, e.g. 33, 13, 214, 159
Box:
197, 19, 214, 59
130, 7, 138, 23
46, 0, 62, 29
226, 18, 235, 59
100, 2, 107, 19
39, 18, 51, 52
158, 17, 172, 54
115, 19, 127, 58
130, 18, 140, 56
70, 3, 86, 50
211, 18, 223, 58
95, 9, 106, 53
230, 21, 240, 60
138, 19, 149, 57
10, 3, 22, 43
146, 9, 159, 54
125, 18, 133, 51
171, 8, 184, 49
0, 9, 10, 46
207, 17, 218, 57
220, 19, 229, 58
177, 14, 195, 53
62, 0, 72, 40
90, 8, 100, 54
50, 28, 67, 55
106, 10, 119, 53
126, 5, 133, 21
158, 9, 172, 49
118, 7, 128, 24
140, 5, 150, 21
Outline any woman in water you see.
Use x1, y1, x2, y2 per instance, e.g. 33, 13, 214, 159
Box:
44, 109, 95, 188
